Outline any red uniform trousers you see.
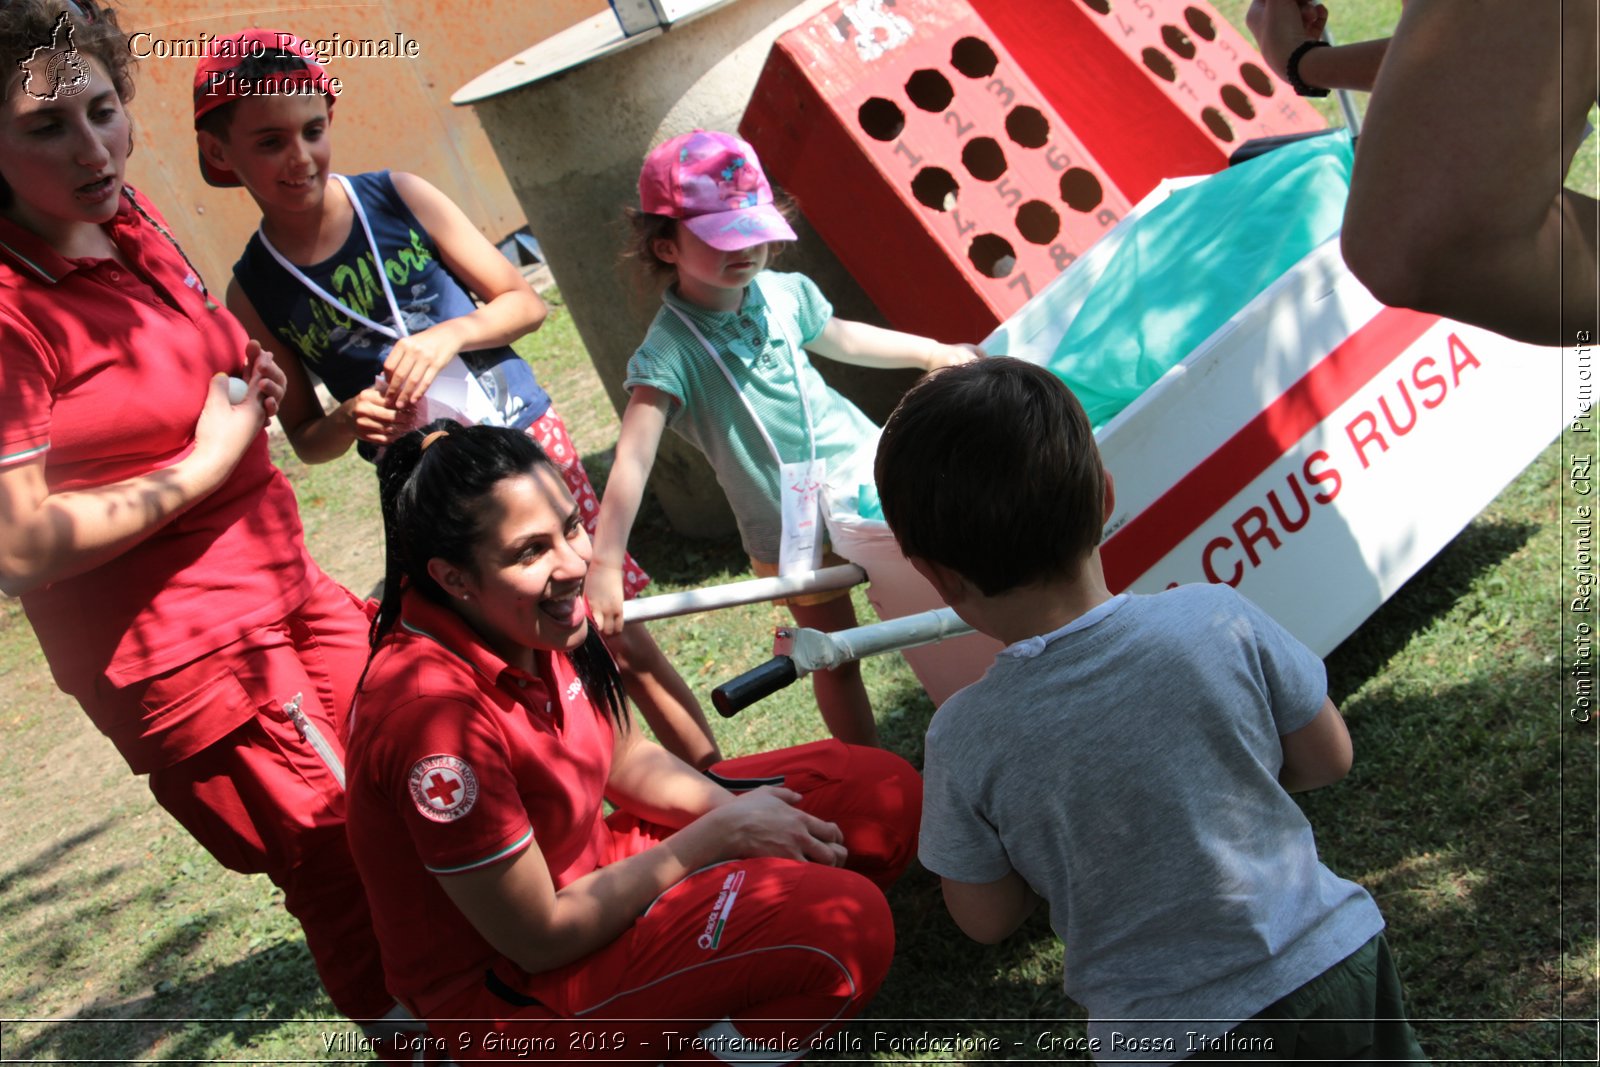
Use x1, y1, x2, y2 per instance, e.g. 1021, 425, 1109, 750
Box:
77, 572, 394, 1022
431, 740, 922, 1064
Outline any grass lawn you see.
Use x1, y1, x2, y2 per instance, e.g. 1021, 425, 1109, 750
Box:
1, 0, 1595, 1061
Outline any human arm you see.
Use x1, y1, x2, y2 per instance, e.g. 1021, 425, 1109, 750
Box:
435, 720, 844, 975
439, 787, 843, 974
1277, 697, 1353, 793
805, 316, 981, 372
603, 716, 735, 828
0, 344, 283, 596
1245, 0, 1388, 92
1229, 589, 1351, 792
1342, 0, 1598, 345
941, 870, 1040, 945
590, 387, 672, 636
225, 279, 407, 463
918, 711, 1036, 944
380, 172, 548, 408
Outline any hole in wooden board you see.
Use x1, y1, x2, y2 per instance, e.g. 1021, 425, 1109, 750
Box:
1184, 6, 1216, 40
858, 97, 905, 141
1016, 200, 1061, 244
906, 68, 954, 112
962, 137, 1008, 181
969, 233, 1017, 278
911, 167, 959, 212
1241, 62, 1275, 96
1059, 168, 1103, 212
950, 36, 999, 78
1005, 105, 1050, 148
1221, 83, 1255, 119
1201, 106, 1235, 141
1143, 47, 1176, 81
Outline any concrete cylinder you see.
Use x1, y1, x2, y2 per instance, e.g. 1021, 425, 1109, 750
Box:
456, 2, 915, 538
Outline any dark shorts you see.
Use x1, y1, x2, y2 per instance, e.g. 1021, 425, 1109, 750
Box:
1188, 933, 1429, 1062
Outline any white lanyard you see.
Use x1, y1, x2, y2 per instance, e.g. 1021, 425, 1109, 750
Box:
256, 174, 409, 341
667, 300, 825, 575
665, 302, 816, 465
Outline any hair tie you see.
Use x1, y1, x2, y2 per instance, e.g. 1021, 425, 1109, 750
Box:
420, 429, 449, 452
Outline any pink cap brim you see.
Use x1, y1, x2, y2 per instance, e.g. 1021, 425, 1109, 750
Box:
681, 203, 797, 251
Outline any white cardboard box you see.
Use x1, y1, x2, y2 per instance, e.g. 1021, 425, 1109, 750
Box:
829, 182, 1568, 704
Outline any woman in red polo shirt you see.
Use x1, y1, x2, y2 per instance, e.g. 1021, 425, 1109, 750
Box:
0, 0, 421, 1052
346, 420, 921, 1061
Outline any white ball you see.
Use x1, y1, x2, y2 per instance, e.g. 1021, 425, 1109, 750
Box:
227, 377, 249, 405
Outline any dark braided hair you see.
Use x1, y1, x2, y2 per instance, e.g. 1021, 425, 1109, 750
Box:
362, 419, 628, 725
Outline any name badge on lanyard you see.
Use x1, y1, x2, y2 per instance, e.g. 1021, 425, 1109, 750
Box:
667, 303, 825, 576
257, 174, 503, 427
777, 456, 826, 576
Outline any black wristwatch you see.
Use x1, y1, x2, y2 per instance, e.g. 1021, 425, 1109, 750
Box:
1285, 39, 1330, 97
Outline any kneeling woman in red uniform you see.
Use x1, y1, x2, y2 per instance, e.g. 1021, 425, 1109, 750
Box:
345, 420, 921, 1061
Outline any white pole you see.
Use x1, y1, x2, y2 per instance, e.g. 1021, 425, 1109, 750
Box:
621, 564, 866, 624
713, 606, 977, 714
776, 607, 976, 675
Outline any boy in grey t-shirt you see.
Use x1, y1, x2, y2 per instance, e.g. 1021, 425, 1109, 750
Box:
873, 359, 1426, 1063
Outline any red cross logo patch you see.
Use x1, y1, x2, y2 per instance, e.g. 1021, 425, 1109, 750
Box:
407, 755, 479, 823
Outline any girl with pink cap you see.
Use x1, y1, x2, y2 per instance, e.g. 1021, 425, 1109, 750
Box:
595, 130, 982, 747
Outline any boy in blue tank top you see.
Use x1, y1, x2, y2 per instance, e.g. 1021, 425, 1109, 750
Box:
196, 30, 722, 770
874, 358, 1427, 1064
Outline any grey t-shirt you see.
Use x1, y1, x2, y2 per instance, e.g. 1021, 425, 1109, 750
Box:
920, 585, 1384, 1063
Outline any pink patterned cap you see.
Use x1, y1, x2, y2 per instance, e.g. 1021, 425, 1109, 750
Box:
638, 130, 797, 251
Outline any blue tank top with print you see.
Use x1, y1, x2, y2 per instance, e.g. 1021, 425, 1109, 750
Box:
232, 171, 549, 454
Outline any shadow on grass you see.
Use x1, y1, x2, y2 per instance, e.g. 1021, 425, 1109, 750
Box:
1324, 518, 1540, 704
9, 939, 331, 1064
874, 681, 937, 768
0, 820, 139, 1008
0, 820, 117, 903
1307, 651, 1593, 1062
1, 821, 330, 1063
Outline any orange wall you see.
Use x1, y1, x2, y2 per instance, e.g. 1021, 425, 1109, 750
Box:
118, 0, 603, 288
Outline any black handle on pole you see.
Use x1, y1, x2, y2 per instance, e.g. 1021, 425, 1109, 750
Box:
711, 656, 799, 717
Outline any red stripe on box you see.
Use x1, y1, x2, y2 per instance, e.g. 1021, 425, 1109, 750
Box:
1102, 305, 1440, 591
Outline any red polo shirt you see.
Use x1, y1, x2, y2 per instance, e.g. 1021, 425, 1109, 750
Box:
345, 589, 618, 1014
0, 189, 312, 765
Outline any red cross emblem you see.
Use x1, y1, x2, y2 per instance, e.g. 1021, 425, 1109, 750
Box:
425, 771, 462, 806
408, 755, 479, 822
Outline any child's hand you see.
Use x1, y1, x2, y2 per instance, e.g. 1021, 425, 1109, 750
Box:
241, 340, 287, 418
189, 372, 267, 482
588, 560, 628, 636
381, 322, 465, 409
929, 343, 984, 371
343, 386, 415, 447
